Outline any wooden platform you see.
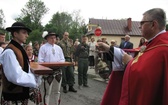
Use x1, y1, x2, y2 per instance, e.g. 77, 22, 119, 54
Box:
38, 62, 73, 67
30, 62, 74, 75
30, 62, 53, 75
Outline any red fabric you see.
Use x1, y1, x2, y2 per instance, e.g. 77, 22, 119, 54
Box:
101, 71, 124, 105
126, 32, 168, 105
123, 48, 140, 52
119, 60, 133, 105
101, 32, 168, 105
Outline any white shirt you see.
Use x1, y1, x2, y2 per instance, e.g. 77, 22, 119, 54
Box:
112, 47, 125, 71
38, 43, 65, 62
0, 47, 4, 54
0, 49, 37, 88
89, 41, 96, 56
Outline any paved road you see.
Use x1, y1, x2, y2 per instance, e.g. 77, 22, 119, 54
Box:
47, 74, 107, 105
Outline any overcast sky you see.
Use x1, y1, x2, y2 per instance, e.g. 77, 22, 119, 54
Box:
0, 0, 168, 27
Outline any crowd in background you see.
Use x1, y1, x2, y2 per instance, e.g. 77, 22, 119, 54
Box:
0, 32, 147, 77
0, 7, 167, 105
0, 31, 147, 104
0, 31, 148, 77
28, 34, 146, 76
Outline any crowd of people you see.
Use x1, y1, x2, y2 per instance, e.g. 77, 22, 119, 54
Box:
0, 7, 168, 105
0, 24, 153, 105
0, 21, 94, 104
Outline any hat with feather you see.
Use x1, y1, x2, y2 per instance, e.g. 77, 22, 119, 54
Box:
42, 31, 59, 39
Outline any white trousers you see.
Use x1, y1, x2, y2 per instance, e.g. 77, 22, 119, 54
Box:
42, 70, 62, 105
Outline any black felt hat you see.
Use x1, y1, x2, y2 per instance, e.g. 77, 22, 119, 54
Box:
42, 31, 59, 39
6, 22, 32, 33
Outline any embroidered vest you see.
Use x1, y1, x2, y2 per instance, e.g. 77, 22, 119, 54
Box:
1, 41, 29, 101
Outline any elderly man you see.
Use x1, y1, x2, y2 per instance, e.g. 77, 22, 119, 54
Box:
98, 8, 168, 105
119, 35, 133, 49
38, 31, 65, 105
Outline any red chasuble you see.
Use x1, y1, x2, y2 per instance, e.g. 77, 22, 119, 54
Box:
101, 31, 168, 105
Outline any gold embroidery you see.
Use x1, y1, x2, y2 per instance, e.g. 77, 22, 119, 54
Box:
132, 44, 168, 65
145, 44, 168, 52
131, 52, 143, 65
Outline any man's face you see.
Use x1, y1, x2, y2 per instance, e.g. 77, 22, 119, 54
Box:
47, 35, 56, 45
63, 32, 69, 40
35, 44, 40, 49
139, 16, 154, 40
82, 37, 87, 43
91, 38, 95, 42
125, 37, 130, 41
111, 41, 115, 46
0, 35, 5, 42
14, 29, 28, 44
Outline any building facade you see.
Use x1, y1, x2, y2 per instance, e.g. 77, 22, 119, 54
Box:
86, 18, 142, 48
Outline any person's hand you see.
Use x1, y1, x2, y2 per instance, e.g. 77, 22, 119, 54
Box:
72, 61, 76, 66
122, 53, 133, 65
35, 75, 42, 87
75, 62, 78, 66
96, 42, 110, 52
91, 50, 94, 52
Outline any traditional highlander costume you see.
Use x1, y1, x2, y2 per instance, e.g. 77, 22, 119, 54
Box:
38, 31, 65, 105
0, 22, 40, 105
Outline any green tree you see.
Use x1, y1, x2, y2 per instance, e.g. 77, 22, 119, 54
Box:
26, 29, 43, 43
70, 10, 87, 40
45, 10, 87, 41
15, 0, 49, 43
0, 9, 7, 41
19, 0, 49, 29
0, 9, 5, 31
45, 12, 72, 38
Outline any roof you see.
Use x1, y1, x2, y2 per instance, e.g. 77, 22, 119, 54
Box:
86, 18, 141, 36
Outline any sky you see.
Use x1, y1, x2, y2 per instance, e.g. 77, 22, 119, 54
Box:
0, 0, 168, 28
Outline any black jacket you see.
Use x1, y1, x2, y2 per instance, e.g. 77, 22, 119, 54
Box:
119, 41, 133, 49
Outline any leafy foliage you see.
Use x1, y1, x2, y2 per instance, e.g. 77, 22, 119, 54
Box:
45, 10, 87, 41
21, 0, 49, 25
0, 9, 5, 30
14, 0, 87, 43
45, 12, 73, 37
26, 29, 43, 44
15, 0, 49, 43
69, 10, 87, 40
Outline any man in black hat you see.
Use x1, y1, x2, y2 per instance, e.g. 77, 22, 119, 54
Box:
0, 22, 41, 105
38, 31, 65, 105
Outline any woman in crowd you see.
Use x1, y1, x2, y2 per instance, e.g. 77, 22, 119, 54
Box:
139, 37, 146, 47
25, 44, 37, 62
25, 44, 42, 104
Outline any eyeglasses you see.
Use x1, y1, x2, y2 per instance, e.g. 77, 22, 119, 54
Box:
140, 21, 153, 26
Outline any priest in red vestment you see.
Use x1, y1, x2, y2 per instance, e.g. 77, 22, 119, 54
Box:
98, 8, 168, 105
